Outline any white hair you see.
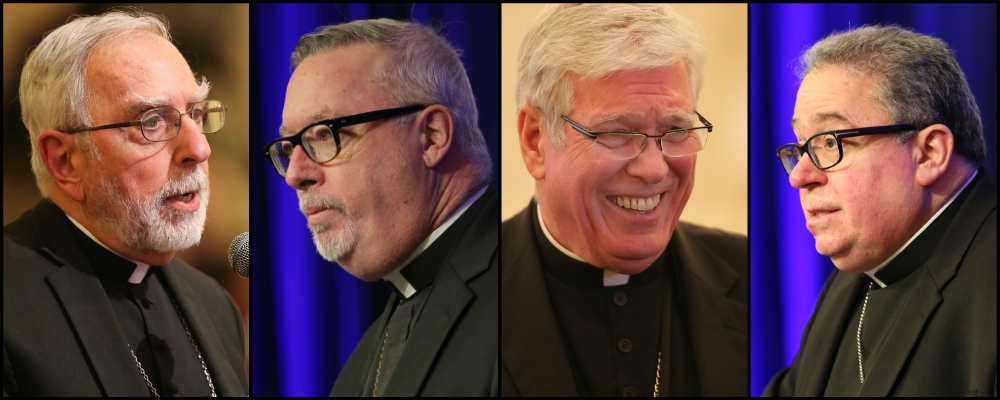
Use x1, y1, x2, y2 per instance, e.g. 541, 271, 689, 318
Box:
19, 10, 172, 198
292, 18, 493, 187
516, 4, 708, 147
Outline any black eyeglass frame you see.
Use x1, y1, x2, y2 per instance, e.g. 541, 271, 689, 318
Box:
561, 111, 713, 158
64, 100, 227, 142
775, 124, 918, 175
263, 104, 428, 177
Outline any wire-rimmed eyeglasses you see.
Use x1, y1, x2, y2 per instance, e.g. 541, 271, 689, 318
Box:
775, 124, 917, 175
65, 100, 226, 142
263, 104, 427, 177
561, 111, 712, 160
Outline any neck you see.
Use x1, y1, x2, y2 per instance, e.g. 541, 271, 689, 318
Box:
927, 159, 976, 217
51, 191, 175, 265
424, 157, 482, 236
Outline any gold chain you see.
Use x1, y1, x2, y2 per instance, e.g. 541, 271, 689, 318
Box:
653, 351, 661, 397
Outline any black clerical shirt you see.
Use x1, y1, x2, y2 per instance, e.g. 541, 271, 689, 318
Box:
824, 172, 978, 396
71, 223, 212, 397
532, 208, 699, 397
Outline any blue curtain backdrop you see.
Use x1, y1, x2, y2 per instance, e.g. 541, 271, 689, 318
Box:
750, 3, 997, 396
249, 4, 498, 396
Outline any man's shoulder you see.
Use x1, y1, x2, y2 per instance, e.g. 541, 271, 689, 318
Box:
673, 220, 748, 262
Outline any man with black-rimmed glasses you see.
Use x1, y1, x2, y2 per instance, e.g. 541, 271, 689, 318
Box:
264, 18, 498, 397
764, 25, 996, 397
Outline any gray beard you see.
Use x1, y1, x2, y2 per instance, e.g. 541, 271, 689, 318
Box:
84, 161, 210, 254
299, 191, 356, 263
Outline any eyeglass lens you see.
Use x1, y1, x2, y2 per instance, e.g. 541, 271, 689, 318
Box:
140, 100, 226, 141
267, 124, 341, 177
780, 133, 841, 173
593, 129, 708, 160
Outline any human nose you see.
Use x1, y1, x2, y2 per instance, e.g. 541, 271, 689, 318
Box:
172, 112, 211, 165
788, 151, 826, 189
624, 136, 668, 184
284, 144, 320, 190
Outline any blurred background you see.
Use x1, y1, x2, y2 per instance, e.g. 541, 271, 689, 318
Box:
749, 4, 997, 396
3, 3, 249, 377
250, 4, 498, 397
501, 4, 749, 235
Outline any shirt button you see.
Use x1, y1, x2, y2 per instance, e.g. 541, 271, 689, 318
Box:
618, 339, 632, 353
613, 292, 627, 306
140, 299, 152, 309
623, 387, 637, 397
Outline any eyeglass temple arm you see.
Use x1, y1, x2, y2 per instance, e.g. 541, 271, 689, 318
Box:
65, 120, 142, 134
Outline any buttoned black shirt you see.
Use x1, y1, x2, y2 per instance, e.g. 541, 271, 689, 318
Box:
533, 210, 699, 397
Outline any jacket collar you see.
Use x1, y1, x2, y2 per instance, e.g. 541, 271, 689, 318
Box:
377, 185, 499, 396
10, 199, 247, 396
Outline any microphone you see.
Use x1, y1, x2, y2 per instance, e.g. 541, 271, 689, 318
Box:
228, 232, 249, 278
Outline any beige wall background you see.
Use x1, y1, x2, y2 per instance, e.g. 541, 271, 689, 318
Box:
501, 4, 748, 235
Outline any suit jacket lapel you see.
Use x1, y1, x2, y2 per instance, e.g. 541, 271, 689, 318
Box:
160, 263, 243, 396
384, 264, 473, 396
383, 186, 499, 396
670, 223, 747, 396
795, 273, 867, 396
500, 202, 577, 396
36, 202, 149, 397
859, 172, 995, 396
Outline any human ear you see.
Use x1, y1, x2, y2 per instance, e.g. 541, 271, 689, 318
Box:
518, 105, 546, 180
419, 105, 454, 169
913, 123, 953, 187
38, 130, 88, 202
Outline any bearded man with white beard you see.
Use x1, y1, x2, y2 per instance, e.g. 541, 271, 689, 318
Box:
3, 11, 248, 396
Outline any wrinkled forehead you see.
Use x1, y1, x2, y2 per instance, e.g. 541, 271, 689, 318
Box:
85, 33, 198, 112
282, 44, 390, 134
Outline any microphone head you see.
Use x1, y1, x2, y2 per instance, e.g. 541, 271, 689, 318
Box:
228, 232, 249, 278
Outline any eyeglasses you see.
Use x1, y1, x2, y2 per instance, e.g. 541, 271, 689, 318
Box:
775, 124, 917, 175
65, 100, 226, 142
263, 104, 428, 177
561, 111, 712, 160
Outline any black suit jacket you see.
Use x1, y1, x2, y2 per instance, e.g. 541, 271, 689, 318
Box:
763, 171, 997, 397
330, 186, 499, 397
2, 199, 248, 396
500, 201, 748, 396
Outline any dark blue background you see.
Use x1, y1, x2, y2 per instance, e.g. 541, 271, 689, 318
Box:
750, 3, 997, 396
249, 4, 498, 396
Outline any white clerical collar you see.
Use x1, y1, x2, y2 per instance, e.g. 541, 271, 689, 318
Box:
537, 202, 630, 287
382, 185, 488, 298
65, 214, 151, 284
864, 170, 977, 288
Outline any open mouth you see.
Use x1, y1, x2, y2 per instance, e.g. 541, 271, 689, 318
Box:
608, 194, 661, 213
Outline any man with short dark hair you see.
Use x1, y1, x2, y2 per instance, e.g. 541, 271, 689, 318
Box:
766, 25, 996, 396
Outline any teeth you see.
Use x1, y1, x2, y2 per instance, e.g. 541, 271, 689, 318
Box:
609, 194, 661, 212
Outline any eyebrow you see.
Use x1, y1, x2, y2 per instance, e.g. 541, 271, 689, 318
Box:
120, 77, 212, 118
790, 112, 853, 129
279, 107, 333, 137
590, 110, 696, 130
